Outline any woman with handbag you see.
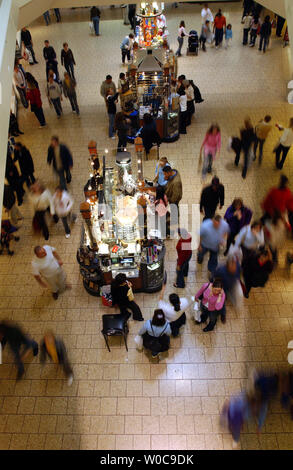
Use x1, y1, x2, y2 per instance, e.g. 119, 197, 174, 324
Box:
158, 283, 189, 337
176, 21, 189, 57
30, 182, 55, 240
138, 309, 171, 358
194, 278, 226, 332
111, 273, 144, 321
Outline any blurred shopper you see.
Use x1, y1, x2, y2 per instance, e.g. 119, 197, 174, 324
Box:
26, 76, 46, 127
139, 309, 171, 357
30, 182, 54, 240
261, 175, 292, 220
128, 4, 136, 30
158, 283, 189, 337
214, 256, 241, 309
242, 247, 273, 298
239, 118, 256, 179
225, 24, 233, 48
163, 166, 183, 212
43, 11, 50, 26
13, 142, 35, 188
275, 119, 293, 170
242, 12, 252, 45
200, 124, 221, 180
0, 219, 20, 256
32, 245, 69, 300
54, 8, 61, 22
176, 21, 188, 57
52, 186, 76, 238
5, 151, 25, 206
13, 61, 28, 108
90, 6, 101, 36
195, 279, 226, 331
264, 211, 287, 263
106, 88, 119, 139
154, 157, 171, 186
61, 43, 76, 80
154, 185, 169, 238
249, 15, 261, 47
9, 111, 24, 137
115, 112, 130, 152
197, 215, 229, 275
111, 273, 144, 321
40, 331, 73, 386
259, 15, 272, 53
234, 220, 264, 262
46, 72, 63, 118
254, 115, 272, 164
213, 9, 226, 49
200, 176, 224, 220
140, 113, 161, 157
47, 136, 73, 189
62, 72, 80, 115
178, 88, 187, 134
21, 27, 38, 64
199, 20, 211, 52
201, 3, 214, 24
43, 40, 59, 81
120, 33, 134, 64
3, 184, 23, 226
100, 75, 116, 104
0, 321, 38, 380
174, 228, 192, 288
224, 198, 252, 254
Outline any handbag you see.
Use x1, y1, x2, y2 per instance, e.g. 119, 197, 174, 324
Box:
134, 334, 143, 350
127, 287, 134, 302
147, 323, 168, 353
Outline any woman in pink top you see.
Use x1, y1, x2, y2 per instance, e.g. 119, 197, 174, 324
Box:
155, 185, 169, 238
195, 278, 225, 331
200, 124, 221, 180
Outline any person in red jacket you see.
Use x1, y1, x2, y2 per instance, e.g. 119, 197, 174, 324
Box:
261, 175, 292, 221
174, 228, 192, 288
26, 76, 46, 128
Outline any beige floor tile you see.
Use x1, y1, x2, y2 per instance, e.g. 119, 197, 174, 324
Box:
133, 434, 151, 450
97, 434, 116, 450
116, 435, 133, 450
125, 416, 142, 435
79, 434, 98, 450
107, 416, 125, 435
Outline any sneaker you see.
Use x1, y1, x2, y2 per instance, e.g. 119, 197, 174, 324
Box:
151, 352, 159, 358
14, 236, 20, 242
8, 250, 14, 256
221, 315, 226, 324
57, 115, 61, 119
65, 233, 71, 239
110, 136, 116, 139
52, 292, 59, 300
72, 110, 76, 113
67, 374, 73, 387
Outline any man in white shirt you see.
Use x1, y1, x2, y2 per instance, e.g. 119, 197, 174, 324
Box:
201, 3, 214, 24
13, 62, 28, 108
32, 245, 69, 299
275, 119, 293, 169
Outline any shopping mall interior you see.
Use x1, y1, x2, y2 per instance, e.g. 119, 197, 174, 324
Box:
1, 0, 293, 451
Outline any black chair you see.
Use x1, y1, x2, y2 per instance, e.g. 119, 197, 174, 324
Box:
101, 313, 129, 352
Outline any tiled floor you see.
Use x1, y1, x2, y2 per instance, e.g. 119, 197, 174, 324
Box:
1, 2, 293, 450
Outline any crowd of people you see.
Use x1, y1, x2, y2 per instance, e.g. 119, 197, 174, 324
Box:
2, 3, 293, 448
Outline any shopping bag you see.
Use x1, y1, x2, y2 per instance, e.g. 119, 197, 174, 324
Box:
134, 334, 143, 350
127, 287, 134, 302
193, 300, 201, 323
25, 47, 34, 64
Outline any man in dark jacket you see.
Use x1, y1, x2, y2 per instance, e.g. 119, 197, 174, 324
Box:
13, 142, 35, 187
259, 15, 272, 53
242, 248, 273, 297
90, 6, 101, 36
47, 136, 73, 189
200, 176, 224, 220
43, 40, 59, 81
0, 321, 38, 380
5, 150, 25, 205
21, 27, 38, 64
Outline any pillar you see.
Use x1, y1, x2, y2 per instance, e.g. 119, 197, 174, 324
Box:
0, 0, 19, 220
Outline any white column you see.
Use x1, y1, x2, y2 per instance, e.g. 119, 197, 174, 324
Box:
284, 0, 293, 76
0, 0, 19, 221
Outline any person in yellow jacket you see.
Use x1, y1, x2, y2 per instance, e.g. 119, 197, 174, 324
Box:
254, 115, 272, 165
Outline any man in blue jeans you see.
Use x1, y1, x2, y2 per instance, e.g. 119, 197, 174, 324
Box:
197, 214, 230, 275
90, 6, 101, 36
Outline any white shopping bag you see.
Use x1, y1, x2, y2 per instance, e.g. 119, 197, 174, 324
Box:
25, 47, 34, 64
193, 300, 201, 323
134, 334, 143, 350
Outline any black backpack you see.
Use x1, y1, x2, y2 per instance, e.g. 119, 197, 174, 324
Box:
189, 80, 204, 104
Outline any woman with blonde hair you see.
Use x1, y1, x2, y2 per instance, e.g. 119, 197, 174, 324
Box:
200, 123, 221, 179
275, 117, 293, 170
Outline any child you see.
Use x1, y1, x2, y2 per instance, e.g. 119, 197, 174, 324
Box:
106, 88, 119, 139
225, 24, 232, 48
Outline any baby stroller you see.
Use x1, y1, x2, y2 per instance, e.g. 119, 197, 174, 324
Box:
187, 30, 199, 56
